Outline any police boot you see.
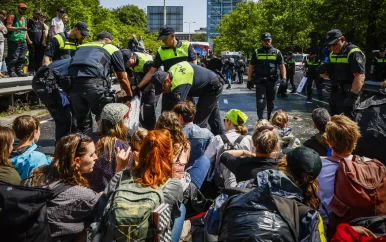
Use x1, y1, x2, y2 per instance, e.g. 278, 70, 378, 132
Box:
16, 66, 27, 77
290, 88, 296, 93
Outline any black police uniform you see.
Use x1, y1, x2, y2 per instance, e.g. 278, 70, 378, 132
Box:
68, 41, 126, 135
121, 49, 159, 130
250, 46, 284, 120
372, 53, 386, 82
152, 61, 224, 135
284, 55, 296, 93
152, 38, 197, 112
32, 33, 81, 141
328, 41, 365, 118
304, 58, 323, 100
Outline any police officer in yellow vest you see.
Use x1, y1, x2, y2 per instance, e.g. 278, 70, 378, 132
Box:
42, 22, 88, 65
304, 53, 322, 101
247, 32, 286, 120
371, 46, 386, 82
320, 29, 365, 119
151, 61, 224, 135
121, 49, 158, 130
135, 25, 197, 112
68, 32, 133, 135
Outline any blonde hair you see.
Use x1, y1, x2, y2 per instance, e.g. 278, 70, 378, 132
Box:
271, 110, 289, 128
325, 115, 360, 154
96, 119, 128, 161
131, 128, 148, 152
254, 126, 280, 154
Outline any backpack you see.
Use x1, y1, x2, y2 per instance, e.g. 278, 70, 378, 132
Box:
101, 170, 168, 242
207, 135, 246, 188
0, 181, 71, 242
326, 156, 386, 226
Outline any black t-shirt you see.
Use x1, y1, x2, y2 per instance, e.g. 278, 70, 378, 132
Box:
127, 38, 139, 50
220, 153, 278, 183
27, 19, 44, 45
152, 39, 197, 71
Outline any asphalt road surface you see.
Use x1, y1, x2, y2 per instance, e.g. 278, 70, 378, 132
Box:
37, 78, 329, 155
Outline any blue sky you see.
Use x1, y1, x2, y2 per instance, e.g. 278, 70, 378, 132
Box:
99, 0, 207, 32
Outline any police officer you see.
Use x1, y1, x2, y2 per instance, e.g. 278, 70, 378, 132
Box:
285, 52, 296, 93
321, 29, 365, 119
121, 49, 158, 130
204, 49, 216, 67
134, 25, 197, 112
247, 32, 286, 120
304, 53, 322, 102
151, 61, 224, 135
371, 46, 386, 82
33, 22, 89, 141
68, 32, 133, 135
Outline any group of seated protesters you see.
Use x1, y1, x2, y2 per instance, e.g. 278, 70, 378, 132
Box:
1, 89, 386, 241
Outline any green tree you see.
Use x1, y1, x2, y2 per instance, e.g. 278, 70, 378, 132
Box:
191, 33, 207, 42
112, 5, 147, 29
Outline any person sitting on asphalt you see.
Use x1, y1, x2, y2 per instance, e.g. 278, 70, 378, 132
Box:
83, 103, 131, 193
10, 115, 52, 180
0, 127, 21, 185
220, 123, 279, 186
303, 108, 332, 156
271, 110, 301, 150
130, 127, 148, 166
318, 115, 362, 226
219, 146, 326, 241
173, 100, 214, 168
25, 134, 104, 242
354, 80, 386, 165
205, 109, 254, 188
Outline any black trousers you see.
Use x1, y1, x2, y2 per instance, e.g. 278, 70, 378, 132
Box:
28, 44, 44, 73
69, 78, 108, 136
287, 71, 296, 91
306, 75, 323, 99
329, 83, 360, 119
6, 41, 27, 73
255, 79, 277, 120
140, 83, 160, 130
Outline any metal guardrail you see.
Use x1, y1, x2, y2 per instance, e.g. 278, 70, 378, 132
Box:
321, 79, 382, 93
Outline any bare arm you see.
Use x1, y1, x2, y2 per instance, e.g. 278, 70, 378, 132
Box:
351, 73, 365, 94
26, 32, 32, 44
116, 71, 133, 97
279, 64, 286, 79
248, 64, 254, 81
6, 23, 25, 32
137, 66, 158, 89
191, 59, 197, 65
42, 56, 51, 66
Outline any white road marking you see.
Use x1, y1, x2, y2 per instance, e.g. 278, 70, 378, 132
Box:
224, 99, 228, 104
40, 118, 53, 124
291, 91, 329, 105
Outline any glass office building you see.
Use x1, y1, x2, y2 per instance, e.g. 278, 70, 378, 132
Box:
147, 6, 183, 32
207, 0, 243, 48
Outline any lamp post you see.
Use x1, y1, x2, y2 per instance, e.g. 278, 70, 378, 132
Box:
164, 0, 166, 25
184, 21, 196, 41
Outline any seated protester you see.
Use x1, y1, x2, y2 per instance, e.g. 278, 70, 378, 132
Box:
97, 129, 183, 241
83, 103, 130, 193
354, 80, 386, 164
10, 115, 52, 179
220, 124, 279, 185
318, 115, 361, 227
0, 127, 21, 185
130, 127, 148, 166
25, 134, 105, 242
204, 109, 254, 188
173, 100, 214, 167
219, 147, 326, 241
271, 110, 301, 149
303, 108, 331, 156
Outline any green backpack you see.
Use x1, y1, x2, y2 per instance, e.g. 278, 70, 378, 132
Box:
101, 170, 166, 242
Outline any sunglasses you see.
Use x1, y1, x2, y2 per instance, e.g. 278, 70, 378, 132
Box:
223, 118, 228, 123
75, 133, 90, 153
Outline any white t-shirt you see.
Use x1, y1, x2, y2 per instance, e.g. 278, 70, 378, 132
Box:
50, 17, 64, 35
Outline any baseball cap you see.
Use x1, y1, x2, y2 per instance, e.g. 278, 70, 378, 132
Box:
157, 25, 175, 40
74, 22, 90, 37
18, 3, 27, 8
97, 31, 113, 41
121, 49, 133, 67
261, 32, 272, 41
325, 29, 343, 46
33, 9, 41, 15
225, 109, 248, 126
58, 8, 65, 13
101, 103, 130, 125
286, 146, 322, 180
151, 70, 169, 85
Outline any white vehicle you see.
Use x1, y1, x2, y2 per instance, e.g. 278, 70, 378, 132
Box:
293, 53, 308, 71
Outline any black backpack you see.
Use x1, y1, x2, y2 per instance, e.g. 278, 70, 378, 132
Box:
0, 181, 71, 242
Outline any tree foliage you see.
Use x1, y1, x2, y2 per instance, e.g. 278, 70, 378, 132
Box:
215, 0, 386, 57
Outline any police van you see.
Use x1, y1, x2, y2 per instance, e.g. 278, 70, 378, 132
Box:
293, 53, 308, 71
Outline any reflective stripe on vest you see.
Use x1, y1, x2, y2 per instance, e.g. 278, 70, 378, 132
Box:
375, 57, 386, 63
169, 61, 194, 91
256, 48, 278, 61
130, 52, 153, 73
329, 48, 363, 63
54, 34, 77, 51
286, 59, 295, 64
306, 60, 319, 66
158, 41, 190, 61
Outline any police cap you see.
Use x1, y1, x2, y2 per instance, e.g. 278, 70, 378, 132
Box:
157, 25, 175, 40
74, 22, 90, 37
151, 71, 169, 86
261, 32, 272, 40
120, 49, 133, 67
380, 45, 386, 52
325, 29, 343, 46
97, 31, 113, 41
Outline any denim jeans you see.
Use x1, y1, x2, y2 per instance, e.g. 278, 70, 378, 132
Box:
6, 41, 27, 73
187, 156, 210, 189
171, 203, 186, 242
225, 69, 232, 85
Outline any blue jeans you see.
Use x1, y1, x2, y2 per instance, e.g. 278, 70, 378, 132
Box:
225, 69, 232, 86
171, 203, 186, 242
187, 156, 210, 189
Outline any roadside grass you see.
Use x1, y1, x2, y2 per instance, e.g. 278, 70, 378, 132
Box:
0, 100, 46, 117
